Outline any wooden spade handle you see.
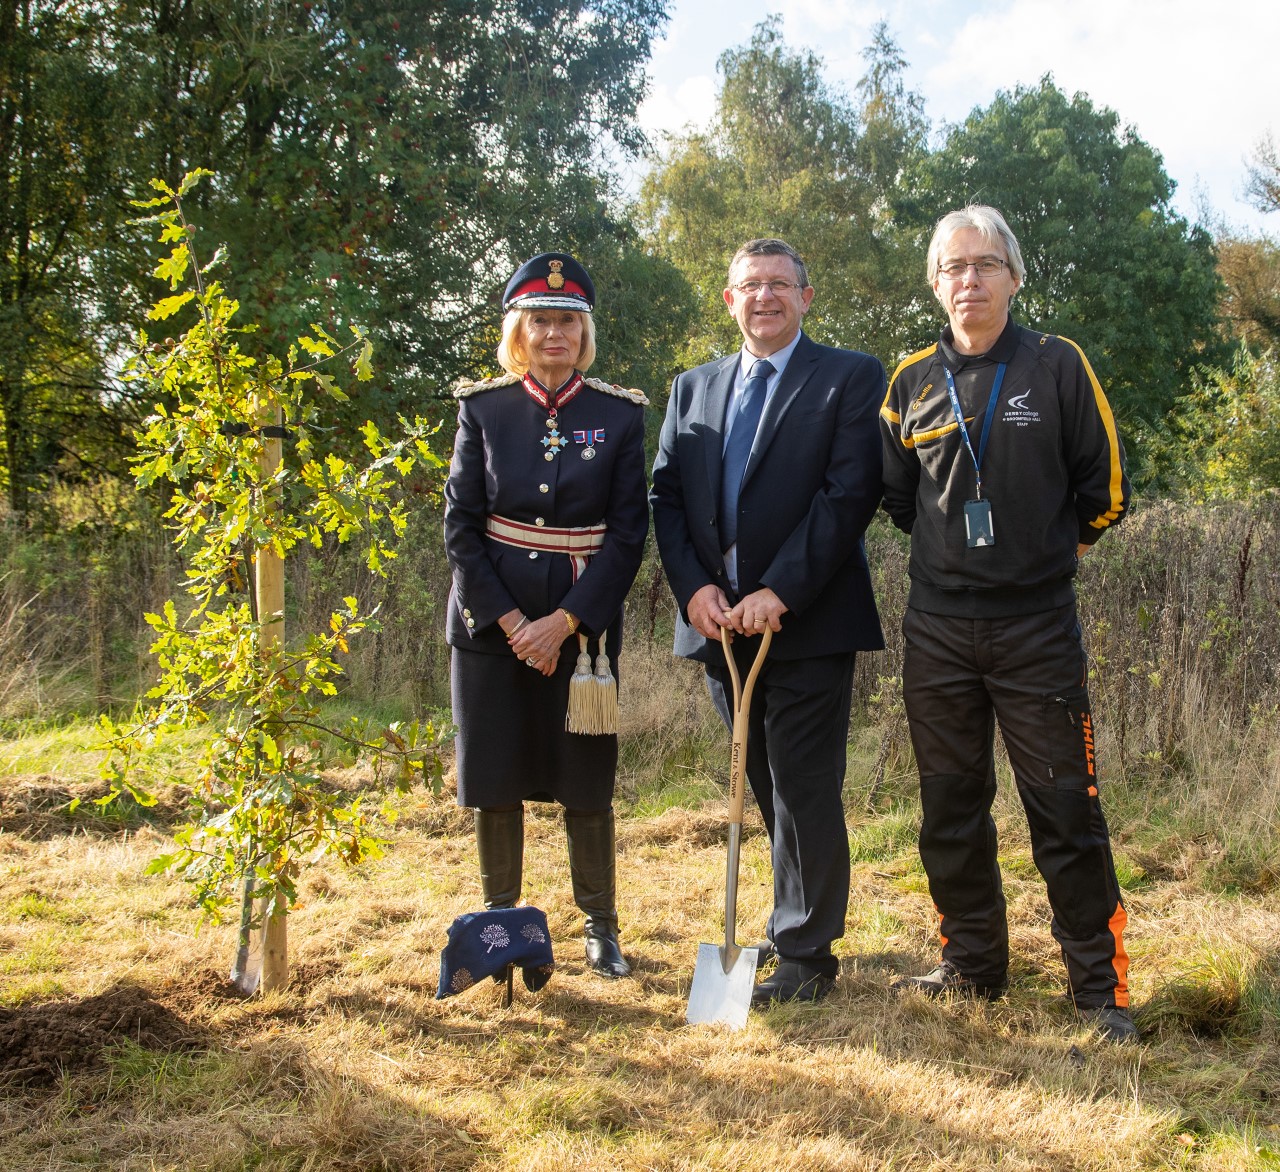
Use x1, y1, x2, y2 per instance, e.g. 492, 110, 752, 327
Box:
720, 625, 772, 826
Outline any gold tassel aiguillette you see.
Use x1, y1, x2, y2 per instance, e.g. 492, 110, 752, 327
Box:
593, 635, 619, 734
566, 629, 617, 735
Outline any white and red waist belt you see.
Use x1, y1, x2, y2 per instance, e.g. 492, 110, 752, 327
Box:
485, 514, 606, 580
485, 512, 618, 734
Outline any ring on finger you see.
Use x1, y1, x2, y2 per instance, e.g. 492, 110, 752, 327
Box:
753, 618, 766, 626
526, 657, 536, 666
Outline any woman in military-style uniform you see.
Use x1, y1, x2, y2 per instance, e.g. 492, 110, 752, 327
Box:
443, 253, 649, 978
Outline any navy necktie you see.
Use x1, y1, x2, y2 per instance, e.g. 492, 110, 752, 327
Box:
720, 358, 774, 552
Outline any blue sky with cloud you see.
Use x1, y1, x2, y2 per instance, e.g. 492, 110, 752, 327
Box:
636, 0, 1279, 235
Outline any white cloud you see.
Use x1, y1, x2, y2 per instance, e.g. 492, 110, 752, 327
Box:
638, 0, 1280, 231
902, 0, 1280, 227
639, 75, 719, 138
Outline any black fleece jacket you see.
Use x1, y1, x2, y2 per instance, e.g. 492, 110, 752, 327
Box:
880, 317, 1131, 618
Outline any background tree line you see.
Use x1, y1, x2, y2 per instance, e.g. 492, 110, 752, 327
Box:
3, 7, 1277, 528
0, 0, 691, 518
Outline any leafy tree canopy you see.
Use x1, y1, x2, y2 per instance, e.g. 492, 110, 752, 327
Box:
128, 0, 678, 403
1165, 345, 1280, 500
1246, 131, 1280, 216
3, 0, 684, 514
1215, 234, 1280, 350
638, 19, 929, 376
1, 1, 154, 513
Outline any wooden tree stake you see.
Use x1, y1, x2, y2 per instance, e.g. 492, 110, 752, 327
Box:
256, 402, 289, 995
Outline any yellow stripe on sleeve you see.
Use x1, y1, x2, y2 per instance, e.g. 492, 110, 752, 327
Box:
1058, 336, 1126, 530
881, 344, 939, 433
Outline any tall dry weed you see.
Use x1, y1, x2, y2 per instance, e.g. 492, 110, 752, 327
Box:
1072, 501, 1280, 889
0, 507, 178, 719
3, 498, 1277, 888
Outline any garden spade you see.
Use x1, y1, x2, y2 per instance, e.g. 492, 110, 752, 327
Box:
686, 624, 772, 1029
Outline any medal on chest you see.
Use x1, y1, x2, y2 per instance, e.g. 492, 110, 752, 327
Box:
523, 371, 584, 462
573, 428, 606, 460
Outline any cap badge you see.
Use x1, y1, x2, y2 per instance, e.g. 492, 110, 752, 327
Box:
547, 259, 566, 290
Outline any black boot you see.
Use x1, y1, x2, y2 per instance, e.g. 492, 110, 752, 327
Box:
565, 808, 632, 978
475, 806, 523, 910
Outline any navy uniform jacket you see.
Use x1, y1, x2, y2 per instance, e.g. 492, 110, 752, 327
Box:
444, 373, 649, 657
650, 333, 886, 664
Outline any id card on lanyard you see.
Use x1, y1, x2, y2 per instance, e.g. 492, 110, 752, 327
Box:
943, 363, 1006, 548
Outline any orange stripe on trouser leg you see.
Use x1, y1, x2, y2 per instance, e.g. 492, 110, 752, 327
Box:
1109, 902, 1130, 1007
935, 907, 948, 950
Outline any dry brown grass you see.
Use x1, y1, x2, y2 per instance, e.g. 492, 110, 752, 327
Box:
2, 499, 1278, 1168
2, 763, 1278, 1171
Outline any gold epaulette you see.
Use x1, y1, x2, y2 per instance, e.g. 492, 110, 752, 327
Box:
582, 376, 649, 406
453, 372, 522, 399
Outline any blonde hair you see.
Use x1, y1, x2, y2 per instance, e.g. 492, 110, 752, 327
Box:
497, 309, 596, 375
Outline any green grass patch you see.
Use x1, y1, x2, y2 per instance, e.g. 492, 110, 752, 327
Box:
851, 902, 911, 944
6, 893, 87, 924
848, 806, 919, 863
997, 851, 1041, 880
0, 716, 210, 788
104, 1038, 208, 1101
0, 975, 67, 1006
0, 935, 68, 978
1140, 943, 1280, 1039
626, 762, 722, 817
1112, 851, 1151, 891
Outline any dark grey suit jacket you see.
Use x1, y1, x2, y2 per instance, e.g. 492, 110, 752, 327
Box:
650, 332, 886, 664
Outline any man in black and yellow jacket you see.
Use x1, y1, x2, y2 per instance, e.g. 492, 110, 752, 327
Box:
881, 204, 1136, 1042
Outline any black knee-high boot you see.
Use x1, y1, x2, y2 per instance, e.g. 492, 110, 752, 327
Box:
475, 806, 523, 910
565, 808, 631, 978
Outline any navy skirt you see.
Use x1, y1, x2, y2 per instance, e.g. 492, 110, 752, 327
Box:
451, 644, 619, 810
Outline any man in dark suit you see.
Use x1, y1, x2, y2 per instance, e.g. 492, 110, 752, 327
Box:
651, 238, 886, 1005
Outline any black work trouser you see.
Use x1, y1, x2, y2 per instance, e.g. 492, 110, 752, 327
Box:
705, 649, 856, 977
902, 603, 1129, 1009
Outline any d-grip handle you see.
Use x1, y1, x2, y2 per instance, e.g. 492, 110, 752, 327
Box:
720, 625, 772, 826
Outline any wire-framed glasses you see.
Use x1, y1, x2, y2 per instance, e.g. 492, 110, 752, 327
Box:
937, 259, 1008, 279
732, 280, 802, 295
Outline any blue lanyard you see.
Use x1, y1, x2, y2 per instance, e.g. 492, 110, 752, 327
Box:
943, 363, 1006, 500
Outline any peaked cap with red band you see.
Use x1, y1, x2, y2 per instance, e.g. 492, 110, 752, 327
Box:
502, 252, 595, 313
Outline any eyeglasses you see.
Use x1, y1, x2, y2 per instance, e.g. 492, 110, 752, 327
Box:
732, 280, 803, 295
937, 259, 1008, 279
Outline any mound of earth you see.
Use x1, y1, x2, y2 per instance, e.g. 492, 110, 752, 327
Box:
0, 982, 204, 1087
0, 774, 189, 838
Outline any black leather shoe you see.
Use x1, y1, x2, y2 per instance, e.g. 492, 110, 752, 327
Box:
754, 940, 776, 967
1082, 1004, 1138, 1043
566, 809, 631, 979
750, 960, 834, 1006
585, 928, 632, 979
892, 960, 1006, 1001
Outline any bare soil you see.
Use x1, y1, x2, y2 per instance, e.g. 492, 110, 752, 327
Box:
0, 981, 207, 1086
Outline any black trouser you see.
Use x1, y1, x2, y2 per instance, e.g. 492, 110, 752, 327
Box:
902, 603, 1129, 1009
705, 650, 856, 977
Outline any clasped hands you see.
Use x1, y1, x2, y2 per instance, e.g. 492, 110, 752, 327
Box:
687, 583, 786, 641
499, 608, 571, 676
